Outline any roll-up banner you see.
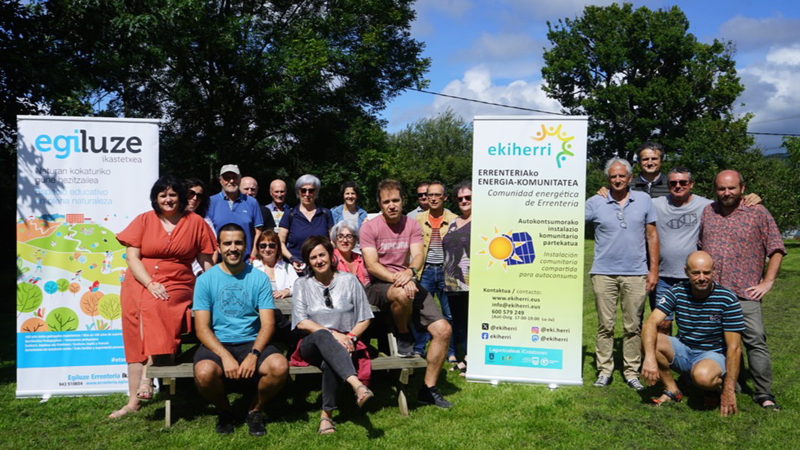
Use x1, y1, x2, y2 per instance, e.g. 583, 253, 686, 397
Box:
16, 116, 159, 397
467, 116, 587, 386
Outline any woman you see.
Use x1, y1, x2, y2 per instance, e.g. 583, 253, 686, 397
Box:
330, 220, 369, 286
292, 236, 374, 434
252, 229, 298, 299
442, 181, 472, 376
185, 178, 216, 276
279, 174, 334, 272
330, 181, 368, 229
111, 175, 216, 419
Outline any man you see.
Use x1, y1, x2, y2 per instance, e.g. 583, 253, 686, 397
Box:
585, 157, 659, 391
632, 141, 670, 198
206, 165, 264, 260
699, 170, 786, 410
406, 181, 430, 219
641, 251, 744, 416
360, 179, 453, 408
266, 179, 292, 230
193, 223, 289, 435
240, 176, 277, 232
414, 181, 458, 358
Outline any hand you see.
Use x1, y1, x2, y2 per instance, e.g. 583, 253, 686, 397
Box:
291, 260, 306, 272
641, 356, 659, 386
392, 268, 413, 287
221, 354, 240, 380
720, 389, 738, 416
646, 271, 658, 292
274, 289, 291, 299
332, 331, 354, 353
147, 281, 169, 300
742, 193, 761, 206
597, 186, 609, 198
745, 280, 774, 301
402, 280, 418, 300
237, 353, 257, 379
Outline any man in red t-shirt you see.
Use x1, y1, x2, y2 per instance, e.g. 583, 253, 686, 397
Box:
360, 179, 453, 409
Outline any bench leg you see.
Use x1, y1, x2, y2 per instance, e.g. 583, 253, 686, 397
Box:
162, 377, 176, 428
397, 368, 411, 417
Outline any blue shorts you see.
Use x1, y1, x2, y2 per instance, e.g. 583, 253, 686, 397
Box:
668, 336, 726, 376
651, 277, 681, 321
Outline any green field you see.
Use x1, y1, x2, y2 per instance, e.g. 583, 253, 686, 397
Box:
1, 241, 798, 449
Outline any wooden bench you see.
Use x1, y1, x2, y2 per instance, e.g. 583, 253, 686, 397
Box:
145, 298, 427, 427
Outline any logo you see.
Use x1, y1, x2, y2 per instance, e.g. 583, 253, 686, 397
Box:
489, 353, 495, 360
709, 314, 721, 323
478, 227, 535, 270
482, 323, 489, 330
541, 358, 549, 366
531, 335, 540, 342
531, 357, 539, 365
481, 332, 489, 340
531, 327, 539, 334
485, 124, 576, 168
34, 129, 144, 159
666, 213, 698, 230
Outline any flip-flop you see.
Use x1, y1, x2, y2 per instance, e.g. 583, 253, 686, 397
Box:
651, 389, 683, 406
355, 384, 374, 408
108, 405, 138, 419
136, 380, 155, 401
318, 417, 336, 435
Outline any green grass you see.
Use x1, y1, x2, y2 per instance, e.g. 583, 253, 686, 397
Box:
2, 241, 799, 449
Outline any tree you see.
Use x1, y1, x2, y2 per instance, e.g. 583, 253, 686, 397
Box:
542, 3, 749, 163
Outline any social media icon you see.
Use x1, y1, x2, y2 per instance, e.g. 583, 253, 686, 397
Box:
531, 357, 539, 365
541, 358, 549, 366
531, 335, 539, 342
531, 327, 539, 334
481, 332, 489, 340
482, 323, 489, 330
489, 353, 495, 360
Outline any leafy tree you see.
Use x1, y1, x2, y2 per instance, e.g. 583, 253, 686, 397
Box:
542, 3, 748, 163
17, 283, 43, 317
46, 307, 79, 331
98, 293, 122, 329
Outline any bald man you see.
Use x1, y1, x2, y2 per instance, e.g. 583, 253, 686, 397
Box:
240, 176, 276, 234
642, 251, 744, 416
266, 179, 292, 231
699, 170, 785, 410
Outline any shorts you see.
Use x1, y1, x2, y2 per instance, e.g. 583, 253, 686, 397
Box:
651, 277, 682, 321
194, 341, 283, 372
366, 279, 445, 329
667, 336, 726, 376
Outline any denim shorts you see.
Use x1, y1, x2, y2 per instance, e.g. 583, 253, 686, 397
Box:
668, 336, 726, 376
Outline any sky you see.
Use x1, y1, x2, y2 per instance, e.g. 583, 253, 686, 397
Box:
381, 0, 800, 153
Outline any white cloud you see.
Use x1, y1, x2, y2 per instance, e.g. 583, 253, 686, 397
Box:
451, 32, 544, 78
765, 44, 800, 66
720, 15, 800, 53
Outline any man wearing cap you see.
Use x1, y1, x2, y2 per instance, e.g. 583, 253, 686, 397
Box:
206, 164, 265, 260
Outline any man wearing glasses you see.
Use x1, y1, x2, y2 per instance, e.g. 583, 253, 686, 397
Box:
206, 164, 265, 261
407, 181, 430, 219
585, 157, 659, 391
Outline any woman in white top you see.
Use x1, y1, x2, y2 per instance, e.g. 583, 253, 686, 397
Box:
252, 229, 297, 298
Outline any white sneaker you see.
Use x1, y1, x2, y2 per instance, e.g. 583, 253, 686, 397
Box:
626, 378, 645, 391
593, 375, 612, 387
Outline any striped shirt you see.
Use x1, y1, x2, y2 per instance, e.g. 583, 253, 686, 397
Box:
656, 281, 745, 353
426, 215, 445, 264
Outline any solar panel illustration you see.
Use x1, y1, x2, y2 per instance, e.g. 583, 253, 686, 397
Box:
506, 232, 535, 265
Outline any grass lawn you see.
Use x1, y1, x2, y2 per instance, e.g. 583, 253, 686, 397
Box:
2, 240, 798, 449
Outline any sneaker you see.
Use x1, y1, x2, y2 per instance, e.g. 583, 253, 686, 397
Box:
396, 333, 415, 358
418, 385, 453, 409
626, 378, 645, 392
215, 410, 235, 434
245, 410, 266, 437
593, 375, 612, 387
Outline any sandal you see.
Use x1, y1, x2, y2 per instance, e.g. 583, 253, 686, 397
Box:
651, 389, 683, 406
318, 417, 336, 435
355, 384, 374, 408
448, 357, 459, 371
136, 380, 155, 401
108, 405, 138, 419
755, 395, 782, 411
455, 361, 467, 377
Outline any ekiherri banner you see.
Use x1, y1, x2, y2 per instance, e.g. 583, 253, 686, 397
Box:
467, 116, 587, 386
16, 116, 159, 397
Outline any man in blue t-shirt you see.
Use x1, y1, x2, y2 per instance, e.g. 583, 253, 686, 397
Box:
206, 164, 265, 260
641, 251, 744, 416
193, 223, 288, 436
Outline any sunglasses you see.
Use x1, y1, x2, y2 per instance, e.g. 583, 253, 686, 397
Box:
187, 190, 203, 199
668, 180, 691, 187
336, 234, 355, 241
458, 195, 472, 202
300, 188, 316, 194
258, 243, 278, 249
417, 192, 428, 198
323, 287, 333, 308
616, 211, 627, 229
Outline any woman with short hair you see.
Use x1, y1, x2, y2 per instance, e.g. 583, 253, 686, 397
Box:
330, 220, 369, 286
252, 229, 298, 299
278, 174, 333, 273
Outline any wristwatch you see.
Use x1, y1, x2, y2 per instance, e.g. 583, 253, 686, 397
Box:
410, 267, 418, 279
347, 332, 358, 343
250, 348, 261, 357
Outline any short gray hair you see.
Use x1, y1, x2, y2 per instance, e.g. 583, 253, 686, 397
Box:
604, 157, 632, 178
295, 174, 321, 193
330, 220, 359, 244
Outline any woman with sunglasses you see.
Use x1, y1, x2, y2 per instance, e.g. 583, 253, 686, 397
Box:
442, 181, 472, 376
185, 178, 217, 276
278, 174, 334, 273
330, 220, 369, 286
291, 236, 374, 434
252, 229, 298, 299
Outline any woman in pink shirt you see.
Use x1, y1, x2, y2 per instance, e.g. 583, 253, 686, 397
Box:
330, 221, 369, 286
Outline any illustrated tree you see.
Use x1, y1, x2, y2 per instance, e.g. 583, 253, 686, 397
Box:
17, 283, 43, 318
44, 280, 58, 298
69, 282, 80, 297
541, 3, 750, 163
46, 307, 79, 331
80, 290, 103, 317
56, 278, 69, 297
98, 294, 121, 329
21, 317, 48, 332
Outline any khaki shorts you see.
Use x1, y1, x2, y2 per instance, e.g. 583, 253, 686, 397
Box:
366, 280, 445, 329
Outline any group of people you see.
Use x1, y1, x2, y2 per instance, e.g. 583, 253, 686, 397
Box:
110, 165, 473, 436
586, 142, 785, 415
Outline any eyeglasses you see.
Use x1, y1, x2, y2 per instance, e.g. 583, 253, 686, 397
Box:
300, 188, 316, 194
668, 180, 690, 187
323, 288, 333, 308
457, 195, 472, 202
417, 192, 428, 198
427, 193, 444, 198
336, 234, 354, 241
258, 243, 277, 250
616, 211, 627, 229
187, 190, 203, 199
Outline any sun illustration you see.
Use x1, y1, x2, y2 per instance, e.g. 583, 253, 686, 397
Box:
479, 226, 525, 270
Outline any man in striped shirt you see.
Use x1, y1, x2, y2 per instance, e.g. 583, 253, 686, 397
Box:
641, 251, 744, 416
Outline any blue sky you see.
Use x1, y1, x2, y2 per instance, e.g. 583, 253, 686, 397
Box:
382, 0, 800, 152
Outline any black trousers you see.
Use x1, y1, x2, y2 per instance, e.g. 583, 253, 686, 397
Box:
300, 330, 358, 411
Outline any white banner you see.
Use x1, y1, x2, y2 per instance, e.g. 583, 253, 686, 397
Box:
16, 116, 159, 397
467, 116, 587, 386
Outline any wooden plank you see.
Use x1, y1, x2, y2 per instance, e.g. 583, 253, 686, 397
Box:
274, 297, 379, 315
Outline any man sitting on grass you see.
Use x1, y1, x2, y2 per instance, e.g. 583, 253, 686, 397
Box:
193, 223, 289, 435
641, 251, 744, 416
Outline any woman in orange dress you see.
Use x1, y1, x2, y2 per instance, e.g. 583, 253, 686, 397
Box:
110, 175, 216, 419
